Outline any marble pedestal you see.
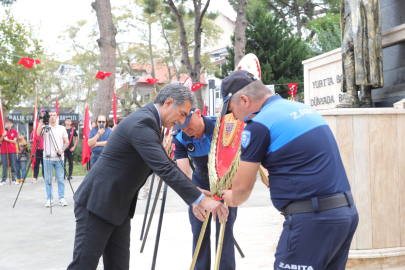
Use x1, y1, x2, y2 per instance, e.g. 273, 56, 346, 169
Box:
319, 108, 405, 269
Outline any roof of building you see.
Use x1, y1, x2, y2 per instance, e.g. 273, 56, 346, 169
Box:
128, 62, 206, 86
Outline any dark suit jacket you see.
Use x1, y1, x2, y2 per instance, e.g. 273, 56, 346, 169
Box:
74, 103, 202, 226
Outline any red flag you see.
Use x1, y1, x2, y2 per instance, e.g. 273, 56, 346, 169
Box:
55, 98, 59, 116
146, 78, 159, 85
82, 103, 92, 166
31, 96, 38, 170
191, 83, 204, 92
17, 57, 41, 69
0, 97, 4, 137
287, 83, 298, 98
113, 87, 117, 125
95, 71, 113, 80
202, 100, 207, 116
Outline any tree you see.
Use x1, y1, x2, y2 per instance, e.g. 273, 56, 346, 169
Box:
216, 8, 309, 98
256, 0, 340, 38
233, 0, 248, 68
0, 0, 16, 5
0, 10, 44, 110
166, 0, 211, 111
308, 13, 341, 56
91, 0, 117, 122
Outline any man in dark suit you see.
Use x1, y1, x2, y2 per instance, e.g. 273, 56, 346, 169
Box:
67, 83, 229, 270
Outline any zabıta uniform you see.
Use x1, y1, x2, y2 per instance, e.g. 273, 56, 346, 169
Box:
243, 96, 358, 270
172, 115, 238, 270
220, 70, 358, 270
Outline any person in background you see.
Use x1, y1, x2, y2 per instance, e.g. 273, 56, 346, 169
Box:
30, 121, 44, 183
64, 118, 78, 180
16, 131, 29, 184
0, 119, 18, 186
37, 110, 69, 207
88, 115, 112, 166
91, 122, 97, 129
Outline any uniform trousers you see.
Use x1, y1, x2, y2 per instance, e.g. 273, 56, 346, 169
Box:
275, 202, 359, 270
189, 172, 237, 270
67, 202, 131, 270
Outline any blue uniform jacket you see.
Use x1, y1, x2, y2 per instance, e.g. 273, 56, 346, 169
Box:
241, 95, 351, 211
172, 116, 216, 173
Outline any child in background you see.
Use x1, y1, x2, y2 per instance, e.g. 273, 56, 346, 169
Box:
16, 132, 29, 183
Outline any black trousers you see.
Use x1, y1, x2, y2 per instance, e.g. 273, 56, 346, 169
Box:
64, 150, 74, 177
67, 203, 131, 270
33, 149, 44, 178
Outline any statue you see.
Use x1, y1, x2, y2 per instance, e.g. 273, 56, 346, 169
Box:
337, 0, 384, 108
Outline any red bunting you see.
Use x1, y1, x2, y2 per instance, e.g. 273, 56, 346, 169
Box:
202, 100, 207, 116
17, 57, 41, 69
287, 83, 298, 98
191, 83, 204, 92
146, 78, 159, 85
95, 71, 113, 80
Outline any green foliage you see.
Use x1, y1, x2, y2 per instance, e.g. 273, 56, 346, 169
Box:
216, 8, 309, 98
308, 13, 341, 56
0, 10, 44, 110
74, 139, 83, 163
0, 0, 16, 6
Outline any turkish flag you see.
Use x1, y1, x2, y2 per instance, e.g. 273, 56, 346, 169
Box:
113, 87, 117, 125
31, 96, 38, 170
81, 103, 92, 166
95, 71, 113, 80
55, 98, 59, 116
18, 57, 41, 69
202, 100, 207, 116
287, 83, 298, 98
191, 83, 204, 92
146, 78, 159, 85
0, 97, 4, 137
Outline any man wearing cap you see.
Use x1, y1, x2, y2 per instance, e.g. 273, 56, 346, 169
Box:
220, 70, 358, 270
172, 108, 238, 270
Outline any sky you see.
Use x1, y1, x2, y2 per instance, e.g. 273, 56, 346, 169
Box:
1, 0, 236, 59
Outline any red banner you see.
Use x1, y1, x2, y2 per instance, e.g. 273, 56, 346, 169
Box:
113, 87, 117, 125
95, 71, 113, 80
18, 57, 41, 69
287, 83, 298, 98
146, 78, 159, 85
55, 98, 59, 116
202, 100, 207, 116
31, 96, 38, 170
81, 103, 92, 165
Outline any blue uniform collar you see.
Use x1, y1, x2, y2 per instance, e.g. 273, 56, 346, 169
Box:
182, 115, 215, 141
243, 95, 282, 123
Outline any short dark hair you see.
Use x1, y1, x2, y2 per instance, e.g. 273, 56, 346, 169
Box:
6, 118, 13, 123
154, 83, 197, 108
65, 117, 71, 121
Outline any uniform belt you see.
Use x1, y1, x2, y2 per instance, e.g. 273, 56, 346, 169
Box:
92, 151, 102, 155
281, 191, 354, 216
195, 167, 209, 179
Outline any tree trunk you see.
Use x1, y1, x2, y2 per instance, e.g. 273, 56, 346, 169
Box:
293, 0, 302, 38
167, 0, 210, 111
91, 0, 117, 122
148, 23, 156, 79
234, 0, 248, 68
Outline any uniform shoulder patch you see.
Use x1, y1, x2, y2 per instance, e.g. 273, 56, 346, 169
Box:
241, 130, 251, 148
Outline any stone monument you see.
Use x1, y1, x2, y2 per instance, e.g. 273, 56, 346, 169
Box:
338, 0, 384, 108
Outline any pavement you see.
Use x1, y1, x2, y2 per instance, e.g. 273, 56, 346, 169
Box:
0, 174, 280, 270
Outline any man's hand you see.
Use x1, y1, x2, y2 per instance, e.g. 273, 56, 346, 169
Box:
198, 196, 229, 223
221, 190, 237, 207
57, 149, 63, 156
97, 128, 105, 136
70, 146, 76, 152
197, 187, 211, 197
192, 203, 207, 222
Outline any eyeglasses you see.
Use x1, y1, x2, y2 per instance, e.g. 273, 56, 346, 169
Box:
98, 121, 106, 123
